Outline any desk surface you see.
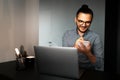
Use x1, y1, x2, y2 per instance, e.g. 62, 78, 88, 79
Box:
0, 61, 119, 80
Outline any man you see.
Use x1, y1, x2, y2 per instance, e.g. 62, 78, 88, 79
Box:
62, 4, 104, 70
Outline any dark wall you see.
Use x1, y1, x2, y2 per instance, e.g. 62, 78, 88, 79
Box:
117, 0, 120, 75
105, 0, 119, 74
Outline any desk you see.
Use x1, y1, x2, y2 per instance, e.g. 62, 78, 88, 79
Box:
0, 61, 119, 80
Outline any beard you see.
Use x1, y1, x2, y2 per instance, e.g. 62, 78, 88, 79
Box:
77, 26, 88, 33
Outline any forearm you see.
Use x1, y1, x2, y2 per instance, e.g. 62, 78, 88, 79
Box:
86, 52, 96, 64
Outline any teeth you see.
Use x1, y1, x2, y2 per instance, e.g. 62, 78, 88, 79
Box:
81, 27, 86, 29
82, 26, 86, 28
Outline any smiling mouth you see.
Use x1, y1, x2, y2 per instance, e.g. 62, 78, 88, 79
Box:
80, 26, 87, 30
77, 28, 87, 33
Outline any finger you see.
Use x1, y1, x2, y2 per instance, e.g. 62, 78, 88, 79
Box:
78, 42, 85, 48
79, 37, 84, 41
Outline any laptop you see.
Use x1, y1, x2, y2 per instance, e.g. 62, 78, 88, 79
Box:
34, 46, 85, 79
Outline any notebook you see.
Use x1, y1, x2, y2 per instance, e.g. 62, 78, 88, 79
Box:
34, 46, 85, 79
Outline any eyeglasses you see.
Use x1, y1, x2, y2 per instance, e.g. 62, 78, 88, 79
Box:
77, 20, 91, 25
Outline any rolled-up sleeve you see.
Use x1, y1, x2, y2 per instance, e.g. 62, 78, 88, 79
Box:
93, 35, 104, 71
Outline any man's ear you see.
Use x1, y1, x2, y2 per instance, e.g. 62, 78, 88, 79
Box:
74, 17, 77, 23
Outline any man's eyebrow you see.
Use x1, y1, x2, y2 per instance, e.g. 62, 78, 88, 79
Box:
78, 19, 91, 23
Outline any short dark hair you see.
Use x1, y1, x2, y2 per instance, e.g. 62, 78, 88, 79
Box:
76, 4, 93, 19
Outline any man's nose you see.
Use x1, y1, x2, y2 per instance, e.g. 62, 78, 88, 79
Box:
82, 22, 86, 26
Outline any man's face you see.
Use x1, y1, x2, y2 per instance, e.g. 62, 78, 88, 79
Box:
75, 12, 92, 33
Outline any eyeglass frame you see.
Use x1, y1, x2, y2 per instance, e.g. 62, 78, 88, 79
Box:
76, 19, 91, 26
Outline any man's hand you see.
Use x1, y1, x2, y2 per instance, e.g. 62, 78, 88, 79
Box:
74, 37, 91, 55
77, 41, 91, 55
74, 37, 96, 64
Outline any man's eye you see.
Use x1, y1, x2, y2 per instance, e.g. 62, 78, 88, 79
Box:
78, 20, 83, 22
80, 21, 83, 22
